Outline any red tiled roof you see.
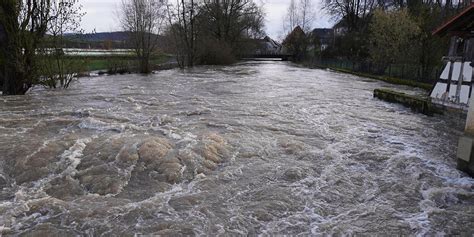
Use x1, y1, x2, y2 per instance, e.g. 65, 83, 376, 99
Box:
432, 3, 474, 36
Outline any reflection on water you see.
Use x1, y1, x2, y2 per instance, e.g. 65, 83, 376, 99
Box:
0, 61, 473, 235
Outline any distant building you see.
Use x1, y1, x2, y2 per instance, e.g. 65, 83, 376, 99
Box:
309, 28, 334, 51
430, 4, 474, 108
332, 18, 348, 37
255, 36, 282, 55
282, 26, 307, 60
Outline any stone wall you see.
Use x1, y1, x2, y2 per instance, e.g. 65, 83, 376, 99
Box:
374, 88, 442, 116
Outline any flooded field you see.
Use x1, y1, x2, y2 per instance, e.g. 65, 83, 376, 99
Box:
0, 61, 473, 235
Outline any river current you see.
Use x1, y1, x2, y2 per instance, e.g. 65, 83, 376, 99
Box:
0, 61, 473, 235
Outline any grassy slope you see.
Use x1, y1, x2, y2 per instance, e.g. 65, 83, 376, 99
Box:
305, 63, 434, 91
66, 54, 173, 71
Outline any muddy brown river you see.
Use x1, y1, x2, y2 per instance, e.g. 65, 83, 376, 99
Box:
0, 61, 473, 235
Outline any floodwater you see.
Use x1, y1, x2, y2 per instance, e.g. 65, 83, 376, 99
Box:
0, 61, 473, 235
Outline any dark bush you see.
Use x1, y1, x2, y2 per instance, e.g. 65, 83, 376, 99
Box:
106, 59, 132, 75
197, 38, 236, 65
0, 69, 3, 90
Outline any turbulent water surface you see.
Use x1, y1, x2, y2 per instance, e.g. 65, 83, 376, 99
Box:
0, 61, 473, 235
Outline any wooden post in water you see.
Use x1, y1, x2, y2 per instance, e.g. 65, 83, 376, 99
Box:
458, 95, 474, 176
457, 39, 474, 176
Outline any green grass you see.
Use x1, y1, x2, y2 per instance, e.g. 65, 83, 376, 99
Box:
65, 54, 173, 72
333, 68, 433, 91
305, 62, 434, 91
85, 59, 109, 71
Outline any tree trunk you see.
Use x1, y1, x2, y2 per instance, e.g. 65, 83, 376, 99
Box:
1, 1, 35, 95
140, 56, 150, 74
2, 38, 30, 95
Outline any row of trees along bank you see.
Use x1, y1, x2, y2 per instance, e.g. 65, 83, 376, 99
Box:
0, 0, 265, 95
120, 0, 264, 69
282, 0, 472, 83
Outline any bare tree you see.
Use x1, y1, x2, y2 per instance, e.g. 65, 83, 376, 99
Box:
299, 0, 315, 32
201, 0, 264, 45
166, 0, 199, 67
323, 0, 378, 31
120, 0, 167, 73
282, 0, 299, 35
282, 0, 315, 35
167, 0, 264, 66
41, 0, 84, 89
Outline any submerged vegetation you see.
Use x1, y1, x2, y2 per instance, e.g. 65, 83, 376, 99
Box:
72, 54, 172, 74
0, 0, 265, 95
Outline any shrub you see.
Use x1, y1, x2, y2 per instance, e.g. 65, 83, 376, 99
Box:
197, 38, 236, 65
106, 59, 132, 74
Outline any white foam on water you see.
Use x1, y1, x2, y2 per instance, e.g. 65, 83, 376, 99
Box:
12, 137, 94, 203
61, 137, 93, 174
24, 140, 52, 160
78, 117, 126, 132
1, 61, 473, 235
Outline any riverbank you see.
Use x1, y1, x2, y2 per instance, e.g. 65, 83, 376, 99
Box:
297, 61, 467, 116
373, 88, 443, 116
75, 54, 174, 72
76, 55, 178, 77
302, 62, 434, 91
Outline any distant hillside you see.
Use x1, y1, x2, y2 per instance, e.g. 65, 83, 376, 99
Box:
65, 31, 131, 42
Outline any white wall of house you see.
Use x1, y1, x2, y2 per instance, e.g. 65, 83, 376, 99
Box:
431, 61, 473, 107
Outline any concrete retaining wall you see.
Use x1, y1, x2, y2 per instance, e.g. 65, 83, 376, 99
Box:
374, 89, 442, 116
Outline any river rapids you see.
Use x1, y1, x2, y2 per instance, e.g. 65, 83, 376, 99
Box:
0, 61, 473, 235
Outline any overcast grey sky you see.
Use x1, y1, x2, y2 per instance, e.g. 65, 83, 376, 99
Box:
80, 0, 333, 40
